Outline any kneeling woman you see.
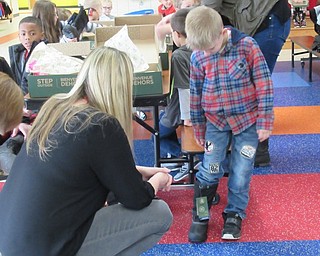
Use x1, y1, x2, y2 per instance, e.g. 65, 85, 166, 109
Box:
0, 47, 173, 256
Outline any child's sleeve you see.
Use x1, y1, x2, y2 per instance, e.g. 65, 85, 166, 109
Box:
190, 53, 206, 140
246, 39, 274, 131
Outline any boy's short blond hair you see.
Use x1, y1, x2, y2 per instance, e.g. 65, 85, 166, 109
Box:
186, 6, 223, 50
0, 72, 24, 135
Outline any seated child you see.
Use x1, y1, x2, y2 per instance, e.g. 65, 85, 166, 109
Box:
0, 72, 24, 179
290, 0, 309, 27
9, 16, 44, 95
100, 0, 115, 21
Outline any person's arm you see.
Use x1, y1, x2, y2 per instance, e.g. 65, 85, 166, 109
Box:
11, 123, 31, 139
245, 38, 274, 138
156, 13, 174, 41
190, 52, 206, 144
85, 22, 102, 33
88, 116, 171, 209
201, 0, 223, 11
136, 166, 172, 192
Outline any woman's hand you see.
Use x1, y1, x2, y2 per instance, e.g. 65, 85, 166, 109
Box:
148, 172, 172, 193
137, 166, 172, 193
136, 166, 171, 180
11, 123, 31, 139
196, 138, 205, 147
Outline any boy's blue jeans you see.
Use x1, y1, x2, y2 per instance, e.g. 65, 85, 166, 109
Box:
196, 122, 259, 219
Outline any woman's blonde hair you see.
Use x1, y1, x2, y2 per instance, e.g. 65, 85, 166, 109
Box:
0, 72, 24, 135
32, 0, 60, 43
186, 6, 223, 50
27, 47, 134, 159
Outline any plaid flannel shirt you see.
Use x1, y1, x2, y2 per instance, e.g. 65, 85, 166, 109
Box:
190, 28, 274, 141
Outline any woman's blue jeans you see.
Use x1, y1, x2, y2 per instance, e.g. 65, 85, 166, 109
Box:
253, 14, 291, 73
196, 122, 259, 219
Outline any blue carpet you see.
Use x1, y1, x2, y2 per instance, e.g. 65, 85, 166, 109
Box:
272, 72, 310, 88
135, 61, 320, 256
274, 85, 320, 107
142, 240, 320, 256
134, 134, 320, 175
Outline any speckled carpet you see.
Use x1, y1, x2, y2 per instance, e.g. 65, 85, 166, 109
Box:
1, 62, 320, 255
140, 63, 320, 255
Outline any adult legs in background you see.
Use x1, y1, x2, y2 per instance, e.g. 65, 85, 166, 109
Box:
76, 200, 173, 256
253, 15, 291, 167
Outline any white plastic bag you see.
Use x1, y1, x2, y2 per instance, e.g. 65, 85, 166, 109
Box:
104, 25, 149, 72
26, 42, 83, 75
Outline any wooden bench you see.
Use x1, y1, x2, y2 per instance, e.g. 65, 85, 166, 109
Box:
290, 36, 320, 82
179, 126, 204, 184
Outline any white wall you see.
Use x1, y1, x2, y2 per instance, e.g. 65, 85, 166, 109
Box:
8, 0, 20, 15
112, 0, 159, 15
78, 0, 159, 16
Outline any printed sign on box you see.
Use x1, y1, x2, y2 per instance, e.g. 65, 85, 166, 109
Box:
28, 74, 77, 98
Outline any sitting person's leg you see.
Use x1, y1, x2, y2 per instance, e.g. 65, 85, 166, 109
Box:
76, 199, 172, 256
159, 88, 182, 158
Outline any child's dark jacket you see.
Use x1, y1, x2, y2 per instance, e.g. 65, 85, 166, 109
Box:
8, 41, 41, 95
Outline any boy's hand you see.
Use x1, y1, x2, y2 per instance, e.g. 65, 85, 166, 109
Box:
257, 129, 272, 142
196, 138, 205, 147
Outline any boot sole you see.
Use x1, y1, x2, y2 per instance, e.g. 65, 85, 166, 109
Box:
221, 234, 241, 240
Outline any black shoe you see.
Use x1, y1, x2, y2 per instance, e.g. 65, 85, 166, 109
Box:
254, 153, 270, 167
62, 24, 80, 40
0, 170, 8, 181
221, 212, 242, 240
188, 221, 209, 243
212, 193, 220, 205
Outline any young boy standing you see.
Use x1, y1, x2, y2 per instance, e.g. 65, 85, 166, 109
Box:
185, 6, 274, 242
9, 16, 44, 95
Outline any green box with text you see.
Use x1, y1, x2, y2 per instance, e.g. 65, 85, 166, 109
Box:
28, 74, 77, 98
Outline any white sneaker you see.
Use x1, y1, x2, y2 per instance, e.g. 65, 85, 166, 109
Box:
173, 163, 190, 181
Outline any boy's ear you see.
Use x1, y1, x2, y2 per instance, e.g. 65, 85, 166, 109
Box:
41, 32, 45, 40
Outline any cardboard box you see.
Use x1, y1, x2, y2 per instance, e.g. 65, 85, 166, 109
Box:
92, 20, 115, 26
47, 41, 94, 56
133, 63, 163, 96
114, 14, 162, 26
28, 74, 77, 98
95, 25, 163, 96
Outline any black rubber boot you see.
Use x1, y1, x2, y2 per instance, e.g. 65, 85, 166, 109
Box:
188, 180, 218, 243
254, 138, 270, 167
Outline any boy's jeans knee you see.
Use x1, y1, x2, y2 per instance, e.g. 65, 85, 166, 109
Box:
196, 123, 258, 219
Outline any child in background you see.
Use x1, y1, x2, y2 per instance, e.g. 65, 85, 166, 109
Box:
9, 16, 44, 95
171, 8, 192, 127
7, 17, 40, 177
84, 0, 102, 21
160, 8, 193, 182
158, 0, 176, 17
290, 0, 309, 27
186, 6, 274, 242
100, 0, 115, 20
32, 0, 61, 43
0, 72, 24, 180
157, 0, 199, 163
57, 8, 72, 21
156, 0, 199, 46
